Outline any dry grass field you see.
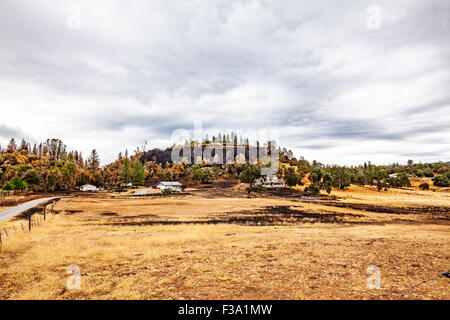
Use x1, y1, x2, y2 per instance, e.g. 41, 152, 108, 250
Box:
0, 183, 448, 300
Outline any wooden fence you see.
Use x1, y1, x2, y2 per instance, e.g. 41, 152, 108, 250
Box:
0, 199, 59, 253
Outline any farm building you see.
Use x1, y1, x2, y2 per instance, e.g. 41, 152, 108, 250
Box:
80, 184, 98, 192
254, 176, 285, 188
156, 181, 183, 192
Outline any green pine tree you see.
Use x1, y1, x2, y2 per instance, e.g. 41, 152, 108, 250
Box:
132, 159, 145, 186
121, 158, 132, 183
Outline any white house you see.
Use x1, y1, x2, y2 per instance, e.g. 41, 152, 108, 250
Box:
254, 176, 285, 188
80, 184, 98, 192
156, 181, 183, 192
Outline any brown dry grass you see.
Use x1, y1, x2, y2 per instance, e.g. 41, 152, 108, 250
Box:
0, 194, 44, 207
329, 184, 450, 208
0, 185, 448, 300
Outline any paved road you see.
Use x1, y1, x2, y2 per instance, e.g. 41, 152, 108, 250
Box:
0, 197, 59, 223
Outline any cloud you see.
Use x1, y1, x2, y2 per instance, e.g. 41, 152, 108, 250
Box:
0, 0, 449, 165
0, 124, 31, 141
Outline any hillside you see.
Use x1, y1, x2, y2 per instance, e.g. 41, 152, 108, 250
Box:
1, 137, 449, 193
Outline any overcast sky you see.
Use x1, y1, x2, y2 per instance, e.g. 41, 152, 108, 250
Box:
0, 0, 449, 165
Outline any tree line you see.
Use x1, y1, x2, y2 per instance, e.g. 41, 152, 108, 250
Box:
1, 137, 449, 194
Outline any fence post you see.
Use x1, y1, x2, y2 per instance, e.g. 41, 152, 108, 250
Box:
3, 228, 8, 238
0, 232, 2, 253
44, 206, 46, 221
29, 215, 31, 231
21, 223, 24, 232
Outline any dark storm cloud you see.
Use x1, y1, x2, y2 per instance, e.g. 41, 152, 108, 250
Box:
0, 124, 31, 141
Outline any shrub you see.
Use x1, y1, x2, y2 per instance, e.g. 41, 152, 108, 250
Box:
444, 172, 450, 181
239, 163, 261, 198
11, 177, 28, 190
423, 169, 434, 177
2, 181, 14, 191
398, 173, 411, 187
190, 165, 216, 184
433, 175, 450, 187
304, 183, 320, 195
1, 177, 28, 192
389, 172, 411, 188
414, 169, 424, 177
284, 167, 303, 187
245, 184, 266, 197
47, 171, 57, 191
419, 182, 430, 190
23, 169, 40, 185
